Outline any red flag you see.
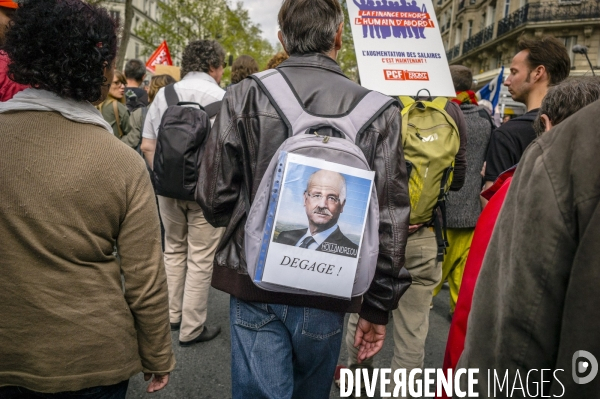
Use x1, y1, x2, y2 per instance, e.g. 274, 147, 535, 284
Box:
145, 41, 173, 73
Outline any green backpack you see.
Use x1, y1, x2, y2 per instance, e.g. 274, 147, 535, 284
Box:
399, 96, 460, 227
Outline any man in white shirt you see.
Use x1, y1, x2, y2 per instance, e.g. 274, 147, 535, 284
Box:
141, 40, 226, 346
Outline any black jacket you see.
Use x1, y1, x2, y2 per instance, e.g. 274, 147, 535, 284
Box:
197, 53, 412, 324
276, 227, 359, 258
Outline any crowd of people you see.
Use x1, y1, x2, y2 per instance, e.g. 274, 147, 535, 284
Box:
1, 0, 599, 398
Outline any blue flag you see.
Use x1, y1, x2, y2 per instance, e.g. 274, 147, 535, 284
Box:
477, 66, 504, 115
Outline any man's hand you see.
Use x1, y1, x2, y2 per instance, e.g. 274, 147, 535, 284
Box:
144, 373, 169, 393
354, 317, 386, 363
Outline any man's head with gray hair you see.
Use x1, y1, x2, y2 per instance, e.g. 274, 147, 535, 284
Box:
277, 0, 344, 56
181, 40, 226, 83
534, 77, 600, 135
303, 169, 347, 234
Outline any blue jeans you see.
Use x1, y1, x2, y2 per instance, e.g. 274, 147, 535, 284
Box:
0, 380, 128, 399
230, 296, 344, 399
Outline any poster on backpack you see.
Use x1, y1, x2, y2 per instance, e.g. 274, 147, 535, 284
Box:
255, 153, 375, 299
347, 0, 455, 97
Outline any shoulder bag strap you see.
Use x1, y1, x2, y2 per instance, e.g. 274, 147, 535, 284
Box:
112, 100, 123, 138
164, 84, 179, 107
204, 100, 223, 118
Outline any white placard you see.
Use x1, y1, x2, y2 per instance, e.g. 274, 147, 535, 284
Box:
257, 153, 375, 299
348, 0, 455, 97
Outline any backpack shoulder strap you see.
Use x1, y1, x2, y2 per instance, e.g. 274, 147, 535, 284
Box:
112, 100, 123, 138
204, 100, 222, 118
252, 69, 396, 142
431, 97, 449, 109
250, 69, 303, 134
478, 108, 495, 131
346, 91, 397, 140
399, 96, 414, 115
164, 84, 179, 107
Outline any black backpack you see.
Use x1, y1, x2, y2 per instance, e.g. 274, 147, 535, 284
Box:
152, 84, 222, 201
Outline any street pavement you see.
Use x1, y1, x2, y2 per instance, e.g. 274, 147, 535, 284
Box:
126, 285, 452, 399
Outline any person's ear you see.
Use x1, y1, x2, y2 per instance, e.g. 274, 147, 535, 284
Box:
334, 22, 343, 51
532, 65, 546, 84
541, 114, 553, 132
278, 31, 288, 55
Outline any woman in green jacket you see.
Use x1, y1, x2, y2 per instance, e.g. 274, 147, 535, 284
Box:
98, 70, 131, 138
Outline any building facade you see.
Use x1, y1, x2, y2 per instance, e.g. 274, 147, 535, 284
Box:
436, 0, 600, 113
103, 0, 161, 64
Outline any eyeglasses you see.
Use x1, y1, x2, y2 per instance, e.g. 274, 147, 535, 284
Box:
305, 193, 341, 204
112, 81, 125, 87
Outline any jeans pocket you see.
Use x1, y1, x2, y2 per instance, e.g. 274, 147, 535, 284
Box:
233, 298, 276, 330
301, 307, 344, 340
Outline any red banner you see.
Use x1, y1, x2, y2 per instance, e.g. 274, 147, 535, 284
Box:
146, 41, 173, 73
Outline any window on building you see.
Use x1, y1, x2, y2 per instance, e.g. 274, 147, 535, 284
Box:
135, 43, 140, 59
135, 16, 140, 29
455, 25, 462, 46
467, 20, 473, 38
486, 5, 496, 25
144, 0, 148, 13
504, 0, 510, 17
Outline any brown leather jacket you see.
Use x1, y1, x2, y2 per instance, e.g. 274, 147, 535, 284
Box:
197, 53, 411, 324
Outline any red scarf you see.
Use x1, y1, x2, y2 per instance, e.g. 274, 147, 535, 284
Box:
451, 90, 478, 106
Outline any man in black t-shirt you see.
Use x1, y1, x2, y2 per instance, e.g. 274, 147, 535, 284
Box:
482, 37, 570, 205
124, 58, 149, 108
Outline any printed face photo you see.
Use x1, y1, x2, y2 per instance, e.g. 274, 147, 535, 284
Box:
303, 170, 347, 234
272, 162, 373, 259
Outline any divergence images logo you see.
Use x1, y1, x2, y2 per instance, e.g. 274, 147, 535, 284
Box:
572, 350, 598, 384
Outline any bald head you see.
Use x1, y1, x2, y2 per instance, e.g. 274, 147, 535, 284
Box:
307, 170, 346, 201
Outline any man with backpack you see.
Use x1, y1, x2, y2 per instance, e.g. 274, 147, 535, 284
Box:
341, 75, 467, 397
140, 40, 226, 346
432, 65, 492, 317
122, 59, 149, 152
196, 0, 412, 397
124, 58, 149, 108
482, 37, 570, 203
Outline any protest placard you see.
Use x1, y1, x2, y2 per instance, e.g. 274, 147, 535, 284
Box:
347, 0, 455, 97
255, 153, 375, 299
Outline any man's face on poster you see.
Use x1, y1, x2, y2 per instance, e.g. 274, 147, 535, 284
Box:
304, 170, 346, 234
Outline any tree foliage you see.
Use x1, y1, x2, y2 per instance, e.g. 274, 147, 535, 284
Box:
135, 0, 274, 85
338, 0, 359, 82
